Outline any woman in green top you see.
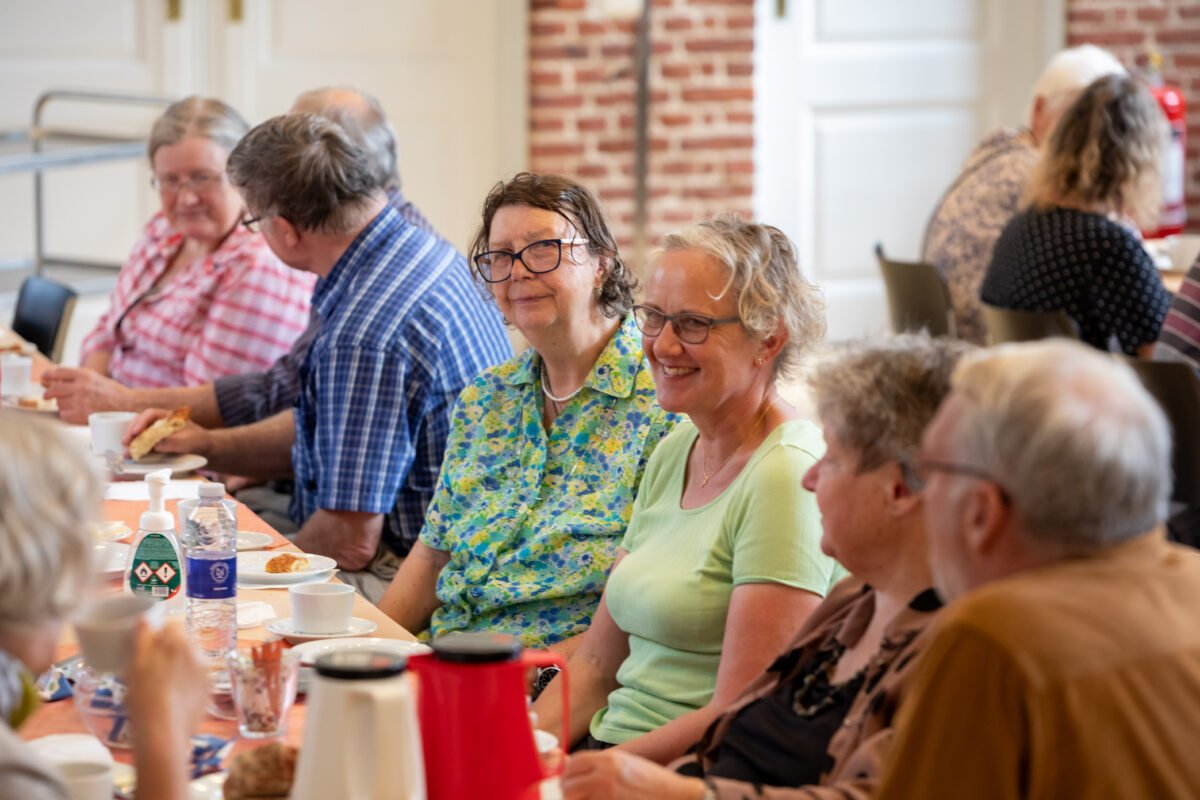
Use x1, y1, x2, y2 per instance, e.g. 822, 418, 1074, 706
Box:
534, 216, 841, 764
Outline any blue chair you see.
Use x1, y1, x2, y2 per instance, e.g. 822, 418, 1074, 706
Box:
12, 275, 77, 362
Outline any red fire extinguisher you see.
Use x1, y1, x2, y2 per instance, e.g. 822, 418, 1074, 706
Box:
1145, 45, 1187, 238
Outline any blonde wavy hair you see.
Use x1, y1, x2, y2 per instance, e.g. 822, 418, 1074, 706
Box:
1028, 73, 1166, 227
0, 413, 101, 628
655, 215, 826, 381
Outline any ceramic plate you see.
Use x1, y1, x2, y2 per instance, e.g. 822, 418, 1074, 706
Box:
291, 637, 431, 665
88, 521, 132, 542
116, 453, 208, 477
0, 392, 57, 413
266, 616, 378, 644
188, 771, 226, 800
235, 531, 274, 551
237, 551, 336, 583
92, 541, 130, 580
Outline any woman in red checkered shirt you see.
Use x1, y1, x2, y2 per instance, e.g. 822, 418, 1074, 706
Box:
79, 97, 314, 388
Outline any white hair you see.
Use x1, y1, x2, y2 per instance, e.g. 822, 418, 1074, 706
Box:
950, 340, 1169, 550
0, 413, 101, 628
1030, 44, 1127, 121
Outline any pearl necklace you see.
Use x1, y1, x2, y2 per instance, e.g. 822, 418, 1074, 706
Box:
541, 361, 583, 408
700, 399, 773, 487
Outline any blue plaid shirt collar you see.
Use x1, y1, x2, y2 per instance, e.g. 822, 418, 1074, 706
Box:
506, 314, 640, 400
312, 205, 400, 321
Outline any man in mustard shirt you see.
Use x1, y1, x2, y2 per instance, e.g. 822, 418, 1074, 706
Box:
877, 339, 1200, 799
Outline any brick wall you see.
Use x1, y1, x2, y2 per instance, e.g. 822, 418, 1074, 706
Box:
1067, 0, 1200, 231
528, 0, 754, 261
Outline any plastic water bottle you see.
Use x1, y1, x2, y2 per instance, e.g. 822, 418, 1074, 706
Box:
184, 482, 238, 718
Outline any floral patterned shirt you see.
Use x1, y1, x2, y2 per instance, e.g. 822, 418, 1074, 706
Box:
421, 316, 679, 647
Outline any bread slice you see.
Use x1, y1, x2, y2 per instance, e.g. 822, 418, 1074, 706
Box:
222, 742, 297, 799
129, 407, 190, 460
264, 553, 309, 574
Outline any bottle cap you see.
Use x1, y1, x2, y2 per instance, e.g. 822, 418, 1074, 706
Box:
198, 483, 225, 498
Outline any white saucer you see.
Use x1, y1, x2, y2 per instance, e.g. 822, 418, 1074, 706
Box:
235, 531, 274, 551
188, 771, 225, 800
266, 616, 378, 644
112, 452, 208, 477
291, 637, 431, 665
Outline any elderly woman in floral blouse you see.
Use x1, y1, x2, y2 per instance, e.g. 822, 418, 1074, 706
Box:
378, 173, 676, 649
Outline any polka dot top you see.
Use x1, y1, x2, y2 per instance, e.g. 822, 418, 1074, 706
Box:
981, 207, 1171, 354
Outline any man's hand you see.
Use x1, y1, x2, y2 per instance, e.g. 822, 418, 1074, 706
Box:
41, 366, 133, 424
124, 408, 215, 456
561, 751, 708, 800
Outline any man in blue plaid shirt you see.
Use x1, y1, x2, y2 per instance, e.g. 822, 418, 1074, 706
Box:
131, 113, 511, 601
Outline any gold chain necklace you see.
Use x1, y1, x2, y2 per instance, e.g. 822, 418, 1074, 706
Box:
700, 399, 773, 488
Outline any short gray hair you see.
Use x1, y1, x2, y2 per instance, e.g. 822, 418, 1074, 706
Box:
226, 113, 380, 235
148, 96, 249, 162
1030, 44, 1126, 120
291, 86, 400, 192
0, 413, 101, 628
656, 215, 825, 381
950, 340, 1170, 549
808, 334, 974, 486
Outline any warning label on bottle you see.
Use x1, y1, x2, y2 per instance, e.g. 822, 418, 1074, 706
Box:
128, 533, 182, 600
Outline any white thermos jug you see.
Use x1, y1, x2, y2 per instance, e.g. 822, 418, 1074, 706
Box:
290, 650, 425, 800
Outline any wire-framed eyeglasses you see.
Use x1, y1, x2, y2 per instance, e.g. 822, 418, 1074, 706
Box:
473, 238, 589, 283
911, 457, 1011, 504
631, 304, 742, 344
151, 171, 226, 195
241, 215, 262, 233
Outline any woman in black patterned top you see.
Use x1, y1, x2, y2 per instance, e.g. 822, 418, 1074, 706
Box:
981, 73, 1171, 356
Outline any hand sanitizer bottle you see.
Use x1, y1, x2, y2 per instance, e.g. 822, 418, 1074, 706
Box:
124, 469, 184, 608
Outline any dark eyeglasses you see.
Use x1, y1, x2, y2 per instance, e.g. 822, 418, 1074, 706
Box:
912, 457, 1011, 505
241, 215, 262, 233
631, 304, 741, 344
473, 238, 589, 283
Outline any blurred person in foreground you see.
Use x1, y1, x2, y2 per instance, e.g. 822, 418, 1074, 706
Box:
125, 114, 511, 601
875, 339, 1200, 798
73, 96, 314, 388
0, 412, 206, 800
44, 86, 440, 430
533, 217, 841, 765
922, 44, 1125, 343
981, 73, 1171, 356
557, 335, 971, 800
377, 173, 676, 650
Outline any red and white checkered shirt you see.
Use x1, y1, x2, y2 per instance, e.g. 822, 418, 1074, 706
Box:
80, 212, 316, 388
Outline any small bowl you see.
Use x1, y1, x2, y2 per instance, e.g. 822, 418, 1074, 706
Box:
70, 665, 134, 749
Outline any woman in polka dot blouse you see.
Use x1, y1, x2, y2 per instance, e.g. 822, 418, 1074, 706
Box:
981, 73, 1171, 356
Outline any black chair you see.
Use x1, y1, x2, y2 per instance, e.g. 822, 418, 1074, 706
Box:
1120, 356, 1200, 507
12, 275, 77, 362
980, 302, 1079, 345
875, 243, 956, 337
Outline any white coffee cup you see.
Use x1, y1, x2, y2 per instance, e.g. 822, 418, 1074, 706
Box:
289, 583, 354, 634
0, 354, 32, 397
87, 412, 137, 456
56, 760, 113, 800
73, 594, 166, 676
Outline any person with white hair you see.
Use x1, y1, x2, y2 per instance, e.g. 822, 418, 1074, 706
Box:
0, 412, 207, 800
921, 44, 1126, 344
874, 339, 1200, 798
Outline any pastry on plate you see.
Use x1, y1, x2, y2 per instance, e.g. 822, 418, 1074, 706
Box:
264, 553, 309, 574
222, 742, 297, 800
128, 407, 190, 460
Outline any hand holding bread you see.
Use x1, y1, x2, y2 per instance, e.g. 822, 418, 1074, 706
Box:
123, 407, 210, 459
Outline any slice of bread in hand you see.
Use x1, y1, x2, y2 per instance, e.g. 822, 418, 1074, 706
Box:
129, 407, 190, 461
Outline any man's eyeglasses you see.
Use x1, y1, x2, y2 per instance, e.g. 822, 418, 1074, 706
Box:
473, 238, 589, 283
631, 305, 741, 344
912, 457, 1011, 504
241, 215, 262, 233
151, 171, 226, 195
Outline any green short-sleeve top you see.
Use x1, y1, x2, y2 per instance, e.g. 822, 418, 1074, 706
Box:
590, 419, 840, 743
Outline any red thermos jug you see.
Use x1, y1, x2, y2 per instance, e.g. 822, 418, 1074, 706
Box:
407, 632, 569, 800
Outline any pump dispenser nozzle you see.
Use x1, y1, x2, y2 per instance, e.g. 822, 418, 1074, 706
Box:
140, 468, 175, 533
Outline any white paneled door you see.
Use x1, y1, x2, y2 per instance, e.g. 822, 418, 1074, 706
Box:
0, 0, 527, 270
754, 0, 1063, 341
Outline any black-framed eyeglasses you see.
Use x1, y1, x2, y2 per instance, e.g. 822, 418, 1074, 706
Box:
473, 238, 589, 283
150, 171, 225, 195
912, 457, 1011, 505
241, 214, 262, 233
631, 304, 741, 344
